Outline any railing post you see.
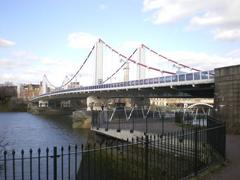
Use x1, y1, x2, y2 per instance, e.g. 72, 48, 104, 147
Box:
145, 135, 149, 180
145, 116, 148, 135
223, 122, 226, 160
91, 111, 94, 128
4, 151, 7, 180
194, 127, 198, 176
117, 109, 121, 132
97, 111, 100, 130
130, 116, 134, 133
161, 113, 165, 135
105, 112, 109, 131
53, 146, 58, 180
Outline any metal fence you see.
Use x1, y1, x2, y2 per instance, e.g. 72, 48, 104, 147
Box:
0, 117, 225, 180
91, 108, 210, 134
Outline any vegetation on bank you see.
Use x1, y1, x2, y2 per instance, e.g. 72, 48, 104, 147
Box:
0, 97, 27, 112
77, 141, 217, 180
0, 86, 27, 112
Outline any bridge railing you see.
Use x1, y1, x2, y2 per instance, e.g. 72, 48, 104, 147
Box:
91, 106, 216, 134
77, 70, 214, 90
42, 70, 214, 96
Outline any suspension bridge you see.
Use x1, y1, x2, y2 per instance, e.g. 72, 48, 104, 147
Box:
31, 38, 215, 109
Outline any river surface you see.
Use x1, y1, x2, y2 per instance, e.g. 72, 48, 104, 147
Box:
0, 112, 90, 179
0, 112, 89, 152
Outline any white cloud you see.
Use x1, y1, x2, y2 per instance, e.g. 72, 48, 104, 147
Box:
143, 0, 240, 41
12, 51, 40, 61
213, 28, 240, 41
68, 32, 98, 49
0, 51, 76, 85
0, 38, 15, 47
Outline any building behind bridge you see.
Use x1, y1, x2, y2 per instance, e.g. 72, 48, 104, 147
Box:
18, 84, 41, 100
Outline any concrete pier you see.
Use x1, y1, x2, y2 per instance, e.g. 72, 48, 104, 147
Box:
214, 64, 240, 133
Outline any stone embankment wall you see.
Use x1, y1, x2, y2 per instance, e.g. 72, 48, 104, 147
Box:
72, 110, 92, 129
214, 64, 240, 133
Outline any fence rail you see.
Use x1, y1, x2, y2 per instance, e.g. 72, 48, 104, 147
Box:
91, 108, 211, 134
0, 116, 225, 180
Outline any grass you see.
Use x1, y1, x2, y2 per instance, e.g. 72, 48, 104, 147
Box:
78, 143, 206, 180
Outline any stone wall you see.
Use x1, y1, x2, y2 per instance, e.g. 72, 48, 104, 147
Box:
214, 64, 240, 133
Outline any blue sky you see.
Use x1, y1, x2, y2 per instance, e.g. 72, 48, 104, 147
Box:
1, 0, 240, 85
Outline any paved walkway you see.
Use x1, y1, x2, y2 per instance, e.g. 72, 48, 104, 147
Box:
206, 135, 240, 180
92, 121, 182, 141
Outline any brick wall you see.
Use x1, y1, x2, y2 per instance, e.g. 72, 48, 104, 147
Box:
214, 65, 240, 133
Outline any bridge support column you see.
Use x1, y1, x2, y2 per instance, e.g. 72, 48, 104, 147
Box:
214, 65, 240, 133
123, 62, 129, 81
95, 39, 103, 85
137, 44, 146, 80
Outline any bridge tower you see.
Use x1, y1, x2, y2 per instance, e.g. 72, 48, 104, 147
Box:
137, 44, 145, 80
123, 62, 129, 81
41, 75, 48, 95
95, 39, 103, 85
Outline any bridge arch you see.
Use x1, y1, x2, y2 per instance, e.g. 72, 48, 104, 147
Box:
187, 103, 213, 109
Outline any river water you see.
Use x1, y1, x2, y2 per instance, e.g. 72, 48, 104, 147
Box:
0, 112, 89, 151
0, 112, 90, 179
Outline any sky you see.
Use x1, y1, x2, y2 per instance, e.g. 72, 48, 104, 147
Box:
1, 0, 240, 86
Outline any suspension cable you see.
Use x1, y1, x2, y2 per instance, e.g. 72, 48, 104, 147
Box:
142, 44, 200, 71
100, 39, 175, 75
103, 48, 138, 83
60, 45, 96, 88
43, 74, 56, 88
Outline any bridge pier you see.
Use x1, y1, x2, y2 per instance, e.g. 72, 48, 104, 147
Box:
214, 64, 240, 133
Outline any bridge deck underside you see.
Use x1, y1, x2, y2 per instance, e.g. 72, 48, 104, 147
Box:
34, 83, 214, 102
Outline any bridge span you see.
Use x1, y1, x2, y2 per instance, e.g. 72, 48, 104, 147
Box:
32, 70, 214, 102
28, 38, 240, 132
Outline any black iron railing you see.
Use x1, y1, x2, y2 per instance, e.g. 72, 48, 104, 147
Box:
92, 108, 177, 134
0, 118, 225, 180
91, 108, 211, 134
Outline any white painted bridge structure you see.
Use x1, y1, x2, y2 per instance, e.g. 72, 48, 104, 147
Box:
32, 39, 215, 104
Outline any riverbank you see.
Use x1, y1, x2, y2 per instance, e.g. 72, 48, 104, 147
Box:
0, 98, 27, 112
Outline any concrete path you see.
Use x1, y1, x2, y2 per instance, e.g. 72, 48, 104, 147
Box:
206, 135, 240, 180
91, 121, 182, 141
